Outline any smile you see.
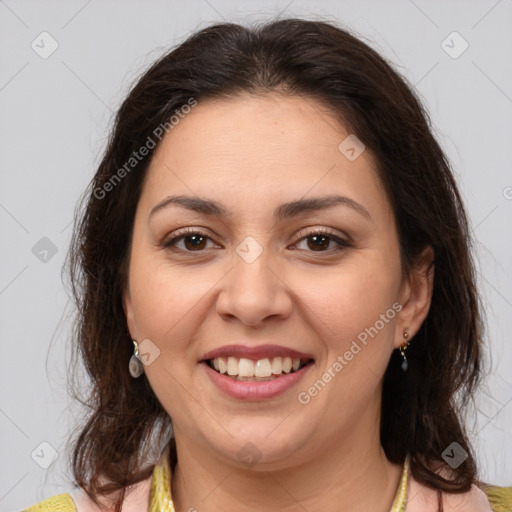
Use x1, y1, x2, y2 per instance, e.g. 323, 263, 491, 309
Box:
202, 359, 314, 400
207, 356, 312, 381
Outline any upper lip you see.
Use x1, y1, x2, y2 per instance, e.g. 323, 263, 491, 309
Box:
201, 344, 315, 362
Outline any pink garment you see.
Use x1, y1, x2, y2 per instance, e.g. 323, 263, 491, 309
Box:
70, 477, 152, 512
406, 474, 492, 512
68, 462, 494, 512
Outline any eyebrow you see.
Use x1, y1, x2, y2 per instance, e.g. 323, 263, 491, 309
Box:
148, 194, 372, 222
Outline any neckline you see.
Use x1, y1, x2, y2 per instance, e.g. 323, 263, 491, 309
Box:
148, 443, 409, 512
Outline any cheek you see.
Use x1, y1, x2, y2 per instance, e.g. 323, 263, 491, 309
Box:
305, 259, 399, 329
127, 252, 209, 350
127, 259, 211, 408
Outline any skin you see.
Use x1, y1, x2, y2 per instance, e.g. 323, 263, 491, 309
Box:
123, 92, 434, 512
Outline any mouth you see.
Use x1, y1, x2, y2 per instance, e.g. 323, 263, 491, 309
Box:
204, 356, 315, 382
200, 344, 316, 399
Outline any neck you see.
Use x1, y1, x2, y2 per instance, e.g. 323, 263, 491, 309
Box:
170, 412, 403, 512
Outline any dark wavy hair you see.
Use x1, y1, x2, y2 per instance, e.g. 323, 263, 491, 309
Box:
65, 17, 485, 512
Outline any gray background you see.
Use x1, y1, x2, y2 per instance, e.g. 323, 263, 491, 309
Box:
1, 0, 511, 510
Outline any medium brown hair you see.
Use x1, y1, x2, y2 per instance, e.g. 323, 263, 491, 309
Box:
65, 18, 484, 511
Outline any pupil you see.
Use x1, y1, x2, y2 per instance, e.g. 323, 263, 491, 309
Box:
186, 235, 205, 250
309, 235, 328, 251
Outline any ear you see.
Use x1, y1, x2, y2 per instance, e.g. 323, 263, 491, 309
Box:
122, 286, 138, 341
394, 245, 435, 348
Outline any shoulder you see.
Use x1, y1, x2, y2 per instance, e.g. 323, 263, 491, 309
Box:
407, 469, 511, 512
21, 493, 77, 511
72, 476, 152, 512
480, 485, 512, 512
21, 477, 152, 512
441, 484, 512, 512
442, 484, 494, 512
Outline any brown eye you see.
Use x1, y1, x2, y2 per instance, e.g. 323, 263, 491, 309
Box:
294, 229, 349, 253
163, 229, 215, 252
180, 233, 208, 251
305, 234, 332, 251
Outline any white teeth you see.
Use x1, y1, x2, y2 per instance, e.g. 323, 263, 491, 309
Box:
238, 358, 254, 377
209, 356, 307, 378
254, 358, 272, 377
227, 357, 238, 375
271, 357, 282, 374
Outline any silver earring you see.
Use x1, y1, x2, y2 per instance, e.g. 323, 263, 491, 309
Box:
129, 340, 144, 378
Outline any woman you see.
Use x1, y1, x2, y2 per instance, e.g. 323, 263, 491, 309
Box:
22, 18, 512, 512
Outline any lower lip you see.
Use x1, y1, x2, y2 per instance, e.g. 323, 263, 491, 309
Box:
202, 362, 313, 400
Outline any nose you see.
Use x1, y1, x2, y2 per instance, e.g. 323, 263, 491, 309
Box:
216, 248, 293, 327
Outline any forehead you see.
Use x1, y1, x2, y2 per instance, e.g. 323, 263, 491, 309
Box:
139, 93, 392, 224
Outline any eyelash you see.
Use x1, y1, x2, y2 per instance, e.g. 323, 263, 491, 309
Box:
162, 227, 350, 254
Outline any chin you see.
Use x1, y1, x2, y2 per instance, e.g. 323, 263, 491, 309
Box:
206, 426, 311, 470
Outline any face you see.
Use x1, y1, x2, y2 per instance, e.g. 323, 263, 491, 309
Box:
123, 92, 432, 469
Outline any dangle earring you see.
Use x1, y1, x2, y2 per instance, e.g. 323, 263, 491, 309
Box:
399, 331, 410, 372
129, 340, 144, 378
